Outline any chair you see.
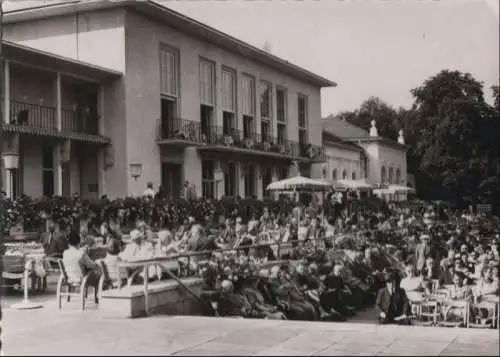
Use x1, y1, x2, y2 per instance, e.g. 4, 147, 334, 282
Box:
97, 260, 123, 302
439, 300, 468, 328
56, 259, 94, 311
417, 300, 440, 326
1, 255, 26, 292
468, 301, 497, 329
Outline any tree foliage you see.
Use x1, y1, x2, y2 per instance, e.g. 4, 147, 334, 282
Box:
328, 70, 499, 210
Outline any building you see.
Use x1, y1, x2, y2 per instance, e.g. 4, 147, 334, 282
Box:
322, 117, 409, 199
1, 0, 335, 200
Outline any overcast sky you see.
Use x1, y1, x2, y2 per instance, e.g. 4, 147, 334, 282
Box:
5, 0, 499, 116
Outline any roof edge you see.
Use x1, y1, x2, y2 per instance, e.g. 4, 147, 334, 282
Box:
345, 136, 409, 150
4, 0, 337, 88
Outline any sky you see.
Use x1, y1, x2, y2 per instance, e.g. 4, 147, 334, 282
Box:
4, 0, 500, 116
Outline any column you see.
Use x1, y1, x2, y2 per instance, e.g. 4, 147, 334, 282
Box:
3, 60, 10, 124
55, 73, 63, 195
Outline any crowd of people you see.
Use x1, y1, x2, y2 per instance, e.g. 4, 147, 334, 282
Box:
36, 191, 499, 327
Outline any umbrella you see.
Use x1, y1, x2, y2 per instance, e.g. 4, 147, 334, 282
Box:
337, 179, 373, 191
266, 175, 333, 192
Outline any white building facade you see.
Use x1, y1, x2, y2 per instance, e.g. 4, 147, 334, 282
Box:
2, 0, 334, 200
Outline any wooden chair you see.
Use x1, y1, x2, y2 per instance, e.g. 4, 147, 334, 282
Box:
56, 259, 94, 311
468, 301, 497, 329
1, 255, 26, 293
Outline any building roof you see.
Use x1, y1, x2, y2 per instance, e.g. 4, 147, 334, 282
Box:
5, 0, 337, 88
322, 131, 363, 152
2, 40, 123, 81
322, 117, 370, 139
322, 117, 408, 151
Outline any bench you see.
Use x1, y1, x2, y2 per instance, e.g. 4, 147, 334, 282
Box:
99, 277, 204, 318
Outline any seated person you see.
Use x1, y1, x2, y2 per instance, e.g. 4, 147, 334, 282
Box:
62, 230, 100, 303
474, 264, 499, 298
217, 280, 259, 318
155, 230, 179, 257
120, 229, 155, 280
267, 266, 317, 321
42, 222, 69, 259
447, 272, 473, 300
439, 258, 455, 286
241, 273, 286, 320
101, 238, 125, 286
375, 271, 411, 325
322, 264, 356, 318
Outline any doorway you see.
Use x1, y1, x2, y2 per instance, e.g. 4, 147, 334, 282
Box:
161, 163, 182, 199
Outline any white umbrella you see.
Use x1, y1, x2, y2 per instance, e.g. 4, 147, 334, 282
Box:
337, 179, 372, 191
266, 175, 333, 192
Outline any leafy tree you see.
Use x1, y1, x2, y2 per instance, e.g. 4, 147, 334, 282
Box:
409, 70, 498, 207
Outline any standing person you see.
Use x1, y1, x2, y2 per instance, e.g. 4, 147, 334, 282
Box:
415, 234, 431, 276
42, 222, 69, 259
143, 182, 155, 198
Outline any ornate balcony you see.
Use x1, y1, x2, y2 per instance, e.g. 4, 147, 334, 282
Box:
0, 100, 109, 144
156, 118, 325, 162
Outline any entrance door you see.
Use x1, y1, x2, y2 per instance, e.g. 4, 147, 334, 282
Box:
161, 163, 182, 199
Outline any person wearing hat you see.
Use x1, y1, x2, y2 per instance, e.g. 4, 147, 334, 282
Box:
120, 229, 154, 261
375, 271, 411, 325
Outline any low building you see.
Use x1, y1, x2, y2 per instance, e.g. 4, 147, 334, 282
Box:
322, 117, 410, 200
1, 0, 335, 200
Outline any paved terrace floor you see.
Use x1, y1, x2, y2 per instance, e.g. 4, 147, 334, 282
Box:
3, 301, 499, 356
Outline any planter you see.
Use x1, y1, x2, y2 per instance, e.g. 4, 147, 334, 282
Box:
2, 152, 19, 170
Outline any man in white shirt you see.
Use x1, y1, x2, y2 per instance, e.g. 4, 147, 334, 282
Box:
143, 182, 155, 198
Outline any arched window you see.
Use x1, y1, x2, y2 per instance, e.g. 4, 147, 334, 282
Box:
342, 170, 347, 180
332, 169, 337, 180
388, 168, 394, 184
395, 168, 401, 184
381, 166, 387, 184
352, 172, 356, 180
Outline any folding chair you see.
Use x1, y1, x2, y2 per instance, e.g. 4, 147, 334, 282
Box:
439, 300, 467, 328
417, 300, 440, 326
468, 300, 497, 329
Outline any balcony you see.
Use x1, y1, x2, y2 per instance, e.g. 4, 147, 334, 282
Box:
157, 118, 325, 162
0, 100, 109, 144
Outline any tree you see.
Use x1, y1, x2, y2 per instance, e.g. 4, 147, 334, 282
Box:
409, 70, 498, 206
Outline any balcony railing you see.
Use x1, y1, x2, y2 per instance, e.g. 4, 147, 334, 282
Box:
9, 100, 57, 131
3, 100, 101, 137
157, 118, 325, 161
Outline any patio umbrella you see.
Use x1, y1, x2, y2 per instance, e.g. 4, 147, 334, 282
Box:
266, 175, 333, 192
337, 179, 372, 192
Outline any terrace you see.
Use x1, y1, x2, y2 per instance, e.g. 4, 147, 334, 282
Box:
0, 56, 111, 145
156, 117, 325, 163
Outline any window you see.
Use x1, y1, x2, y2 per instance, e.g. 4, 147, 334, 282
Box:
200, 59, 216, 106
260, 81, 272, 120
222, 68, 236, 138
42, 144, 54, 197
352, 172, 357, 180
262, 166, 272, 197
241, 75, 255, 139
261, 121, 271, 143
277, 123, 286, 144
381, 166, 387, 184
201, 105, 214, 141
342, 170, 347, 180
223, 111, 235, 136
298, 129, 307, 145
388, 168, 394, 184
395, 169, 401, 185
332, 169, 337, 180
160, 46, 179, 97
202, 160, 215, 199
224, 162, 237, 197
298, 95, 307, 129
276, 87, 287, 123
241, 74, 255, 117
244, 164, 256, 198
222, 68, 236, 113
